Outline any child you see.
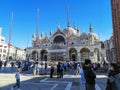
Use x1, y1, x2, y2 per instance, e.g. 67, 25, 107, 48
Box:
11, 68, 21, 90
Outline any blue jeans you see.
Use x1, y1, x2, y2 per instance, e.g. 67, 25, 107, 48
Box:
13, 79, 20, 88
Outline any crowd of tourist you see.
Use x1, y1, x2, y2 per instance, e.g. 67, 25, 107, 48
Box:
0, 59, 120, 90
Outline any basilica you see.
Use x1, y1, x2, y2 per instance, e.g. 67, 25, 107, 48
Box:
26, 22, 106, 63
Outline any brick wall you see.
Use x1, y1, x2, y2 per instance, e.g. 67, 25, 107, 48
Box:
111, 0, 120, 63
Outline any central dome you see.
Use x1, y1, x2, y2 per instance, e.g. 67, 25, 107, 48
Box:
63, 27, 78, 36
89, 32, 98, 40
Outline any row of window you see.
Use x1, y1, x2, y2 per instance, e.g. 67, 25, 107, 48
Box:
0, 49, 6, 53
0, 54, 6, 57
0, 45, 7, 48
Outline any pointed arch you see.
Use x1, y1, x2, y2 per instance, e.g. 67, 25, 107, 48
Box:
69, 48, 77, 61
41, 50, 48, 61
80, 48, 90, 62
32, 50, 38, 60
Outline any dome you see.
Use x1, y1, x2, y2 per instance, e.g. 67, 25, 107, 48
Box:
88, 24, 98, 40
80, 32, 88, 40
63, 27, 78, 36
89, 32, 98, 40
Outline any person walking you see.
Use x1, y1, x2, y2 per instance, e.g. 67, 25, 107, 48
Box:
4, 61, 7, 67
80, 64, 85, 84
11, 68, 21, 90
106, 63, 120, 90
84, 59, 96, 90
60, 63, 64, 78
57, 62, 61, 78
76, 64, 80, 76
0, 60, 3, 69
50, 65, 54, 78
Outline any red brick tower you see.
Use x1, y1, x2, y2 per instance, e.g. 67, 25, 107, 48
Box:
111, 0, 120, 63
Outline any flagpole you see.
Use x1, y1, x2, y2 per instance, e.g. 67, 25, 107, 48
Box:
35, 8, 39, 62
67, 5, 70, 48
7, 12, 13, 61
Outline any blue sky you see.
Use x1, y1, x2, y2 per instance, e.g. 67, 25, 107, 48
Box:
0, 0, 112, 49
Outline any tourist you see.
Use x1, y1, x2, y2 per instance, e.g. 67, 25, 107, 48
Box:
80, 64, 85, 84
4, 61, 7, 67
0, 60, 3, 69
84, 59, 96, 90
11, 68, 21, 90
50, 64, 54, 78
106, 63, 120, 90
57, 62, 61, 78
60, 62, 64, 78
76, 64, 80, 76
45, 62, 47, 74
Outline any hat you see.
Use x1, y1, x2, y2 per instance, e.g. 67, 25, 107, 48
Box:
84, 59, 91, 65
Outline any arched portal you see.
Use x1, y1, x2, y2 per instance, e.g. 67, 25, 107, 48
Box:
53, 36, 65, 44
80, 48, 90, 62
32, 50, 38, 61
41, 50, 47, 61
69, 48, 77, 61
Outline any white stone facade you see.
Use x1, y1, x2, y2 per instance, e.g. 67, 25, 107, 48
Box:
104, 36, 115, 63
26, 24, 107, 63
0, 27, 26, 61
0, 27, 8, 61
8, 45, 26, 60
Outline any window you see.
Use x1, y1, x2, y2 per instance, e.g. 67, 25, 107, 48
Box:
4, 46, 7, 48
3, 55, 6, 57
0, 49, 2, 53
1, 39, 4, 41
3, 50, 6, 53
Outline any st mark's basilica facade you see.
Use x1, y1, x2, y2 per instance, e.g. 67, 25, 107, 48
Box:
26, 24, 106, 63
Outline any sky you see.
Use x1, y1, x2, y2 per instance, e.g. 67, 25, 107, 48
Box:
0, 0, 113, 49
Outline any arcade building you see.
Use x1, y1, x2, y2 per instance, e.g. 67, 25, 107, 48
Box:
26, 23, 106, 63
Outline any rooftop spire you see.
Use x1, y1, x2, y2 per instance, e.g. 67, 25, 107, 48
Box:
67, 5, 70, 27
50, 28, 52, 36
90, 24, 93, 32
58, 23, 60, 29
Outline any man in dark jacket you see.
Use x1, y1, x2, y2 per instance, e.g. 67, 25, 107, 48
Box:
84, 59, 96, 90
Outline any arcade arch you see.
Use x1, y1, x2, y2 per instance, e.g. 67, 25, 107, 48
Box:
41, 50, 48, 61
32, 50, 38, 61
80, 48, 90, 62
69, 48, 77, 61
53, 35, 65, 44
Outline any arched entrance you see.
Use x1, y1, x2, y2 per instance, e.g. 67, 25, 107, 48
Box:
32, 51, 38, 61
53, 36, 65, 44
41, 50, 47, 61
80, 48, 90, 62
69, 48, 77, 61
94, 48, 100, 62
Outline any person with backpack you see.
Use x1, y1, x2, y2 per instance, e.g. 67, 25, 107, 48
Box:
84, 59, 96, 90
106, 63, 120, 90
